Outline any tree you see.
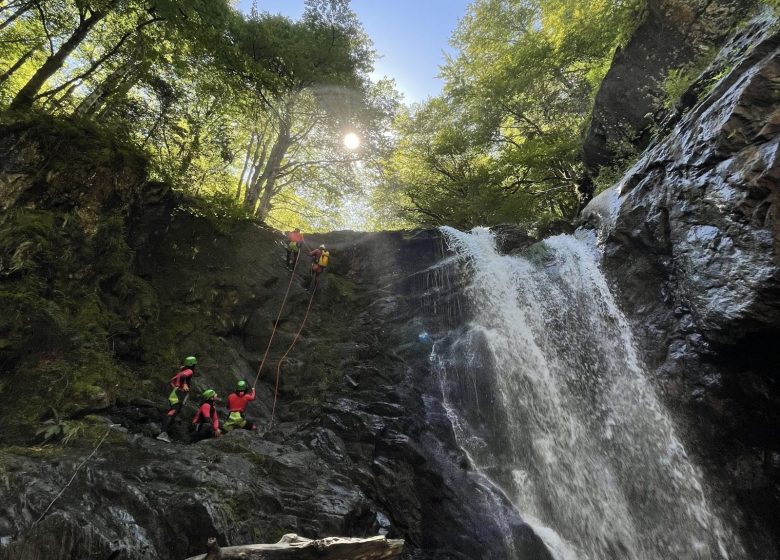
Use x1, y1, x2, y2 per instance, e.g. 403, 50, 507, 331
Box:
386, 0, 643, 230
9, 0, 115, 110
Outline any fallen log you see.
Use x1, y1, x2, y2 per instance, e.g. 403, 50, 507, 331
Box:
186, 533, 405, 560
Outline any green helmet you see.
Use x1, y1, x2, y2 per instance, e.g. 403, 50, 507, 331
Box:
201, 389, 216, 400
236, 380, 248, 391
184, 356, 197, 367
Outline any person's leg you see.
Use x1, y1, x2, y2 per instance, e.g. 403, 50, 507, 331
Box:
223, 412, 244, 433
241, 415, 257, 431
159, 398, 182, 434
190, 422, 214, 443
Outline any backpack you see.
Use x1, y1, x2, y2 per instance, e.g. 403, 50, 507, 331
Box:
318, 250, 330, 268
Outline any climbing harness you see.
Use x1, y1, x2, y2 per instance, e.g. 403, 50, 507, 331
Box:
268, 275, 319, 428
251, 249, 301, 389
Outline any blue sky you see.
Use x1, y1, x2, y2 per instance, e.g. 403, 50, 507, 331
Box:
236, 0, 472, 103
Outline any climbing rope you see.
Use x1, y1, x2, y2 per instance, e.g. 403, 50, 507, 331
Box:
30, 426, 113, 530
251, 249, 301, 389
268, 274, 320, 427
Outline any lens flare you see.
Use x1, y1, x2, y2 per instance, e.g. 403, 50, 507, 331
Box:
343, 132, 360, 150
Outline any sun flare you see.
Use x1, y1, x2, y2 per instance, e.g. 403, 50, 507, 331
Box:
343, 132, 361, 150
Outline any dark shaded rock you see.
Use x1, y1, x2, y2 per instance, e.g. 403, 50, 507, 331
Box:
0, 186, 551, 560
581, 21, 780, 555
583, 0, 759, 173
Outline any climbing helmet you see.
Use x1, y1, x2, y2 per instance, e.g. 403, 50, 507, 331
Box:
237, 380, 248, 391
184, 356, 197, 366
202, 389, 216, 400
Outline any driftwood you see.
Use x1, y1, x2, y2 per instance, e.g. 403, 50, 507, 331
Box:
187, 533, 405, 560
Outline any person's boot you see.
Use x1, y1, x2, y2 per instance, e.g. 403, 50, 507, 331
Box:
156, 431, 171, 443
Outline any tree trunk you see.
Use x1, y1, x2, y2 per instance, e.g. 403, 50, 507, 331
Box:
244, 119, 291, 216
236, 131, 256, 201
0, 1, 33, 33
9, 8, 107, 110
35, 17, 161, 103
0, 45, 37, 85
75, 59, 142, 118
186, 534, 405, 560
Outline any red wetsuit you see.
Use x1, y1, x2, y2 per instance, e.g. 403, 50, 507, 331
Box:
169, 368, 193, 390
192, 402, 220, 433
227, 389, 256, 413
287, 231, 304, 245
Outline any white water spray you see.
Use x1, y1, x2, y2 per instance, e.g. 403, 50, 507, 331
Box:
433, 227, 743, 560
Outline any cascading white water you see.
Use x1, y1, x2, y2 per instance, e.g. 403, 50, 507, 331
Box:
433, 226, 743, 560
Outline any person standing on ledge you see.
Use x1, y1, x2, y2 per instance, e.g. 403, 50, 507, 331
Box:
285, 228, 305, 269
157, 356, 197, 443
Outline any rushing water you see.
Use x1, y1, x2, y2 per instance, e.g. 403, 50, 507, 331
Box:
431, 226, 743, 560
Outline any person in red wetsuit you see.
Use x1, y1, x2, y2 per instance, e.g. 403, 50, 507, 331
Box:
190, 389, 221, 443
307, 244, 330, 289
285, 228, 305, 269
157, 356, 197, 443
222, 379, 257, 433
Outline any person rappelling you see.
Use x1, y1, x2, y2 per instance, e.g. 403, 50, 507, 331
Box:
308, 244, 330, 288
285, 228, 305, 269
222, 379, 257, 433
156, 356, 197, 443
190, 389, 222, 443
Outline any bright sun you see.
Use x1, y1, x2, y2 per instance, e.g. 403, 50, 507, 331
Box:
343, 132, 361, 150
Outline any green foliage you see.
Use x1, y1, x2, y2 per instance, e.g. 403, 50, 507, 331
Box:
35, 409, 83, 445
663, 67, 699, 109
0, 0, 392, 231
384, 0, 645, 229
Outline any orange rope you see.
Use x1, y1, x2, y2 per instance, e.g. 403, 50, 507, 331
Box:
252, 249, 300, 389
269, 274, 319, 426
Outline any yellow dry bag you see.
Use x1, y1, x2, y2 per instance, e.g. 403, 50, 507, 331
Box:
318, 250, 330, 267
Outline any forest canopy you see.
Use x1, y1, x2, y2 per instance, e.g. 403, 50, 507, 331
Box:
0, 0, 645, 232
382, 0, 645, 231
0, 0, 400, 230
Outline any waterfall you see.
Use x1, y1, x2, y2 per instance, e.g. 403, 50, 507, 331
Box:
432, 226, 743, 560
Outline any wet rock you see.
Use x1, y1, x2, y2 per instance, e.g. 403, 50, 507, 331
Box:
582, 17, 780, 554
0, 207, 551, 560
583, 0, 759, 172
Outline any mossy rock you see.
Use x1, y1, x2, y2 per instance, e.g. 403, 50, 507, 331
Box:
523, 242, 554, 265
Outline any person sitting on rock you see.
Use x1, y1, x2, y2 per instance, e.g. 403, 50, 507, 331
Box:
308, 244, 330, 287
222, 379, 257, 433
157, 356, 197, 443
285, 228, 305, 269
190, 389, 222, 443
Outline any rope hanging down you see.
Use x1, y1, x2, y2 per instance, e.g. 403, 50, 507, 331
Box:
30, 427, 112, 530
269, 275, 319, 427
252, 250, 301, 389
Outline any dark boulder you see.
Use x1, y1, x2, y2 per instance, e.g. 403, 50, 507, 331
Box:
582, 0, 758, 173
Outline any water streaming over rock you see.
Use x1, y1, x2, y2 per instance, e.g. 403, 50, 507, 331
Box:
430, 226, 744, 560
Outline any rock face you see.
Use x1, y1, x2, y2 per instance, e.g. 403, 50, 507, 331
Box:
582, 17, 780, 554
0, 121, 551, 559
582, 0, 758, 173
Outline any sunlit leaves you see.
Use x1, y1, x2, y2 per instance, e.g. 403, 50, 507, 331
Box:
388, 0, 645, 231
